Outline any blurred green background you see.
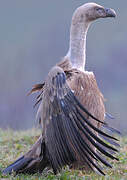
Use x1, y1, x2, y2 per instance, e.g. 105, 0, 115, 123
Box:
0, 0, 126, 133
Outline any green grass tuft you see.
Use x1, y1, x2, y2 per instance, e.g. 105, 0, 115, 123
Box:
0, 129, 127, 180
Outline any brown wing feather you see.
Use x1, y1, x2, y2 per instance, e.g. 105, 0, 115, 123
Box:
40, 65, 118, 175
66, 70, 105, 169
68, 71, 105, 125
27, 83, 45, 96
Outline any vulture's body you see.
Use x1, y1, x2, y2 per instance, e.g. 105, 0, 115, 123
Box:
3, 3, 119, 176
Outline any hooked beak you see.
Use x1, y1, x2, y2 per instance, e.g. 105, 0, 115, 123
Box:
104, 8, 116, 18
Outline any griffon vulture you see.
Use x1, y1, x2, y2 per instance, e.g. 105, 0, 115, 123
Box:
3, 3, 120, 176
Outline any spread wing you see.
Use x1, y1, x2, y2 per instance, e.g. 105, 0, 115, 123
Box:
41, 66, 119, 175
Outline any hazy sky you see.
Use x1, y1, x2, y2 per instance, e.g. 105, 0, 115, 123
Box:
0, 0, 127, 133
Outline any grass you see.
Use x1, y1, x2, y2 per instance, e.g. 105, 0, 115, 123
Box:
0, 128, 127, 180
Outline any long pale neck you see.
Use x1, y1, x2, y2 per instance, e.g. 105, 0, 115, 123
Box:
66, 22, 90, 71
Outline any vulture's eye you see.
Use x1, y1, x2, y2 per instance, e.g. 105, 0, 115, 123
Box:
96, 7, 103, 12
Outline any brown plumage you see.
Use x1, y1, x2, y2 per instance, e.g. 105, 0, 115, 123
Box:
3, 3, 119, 176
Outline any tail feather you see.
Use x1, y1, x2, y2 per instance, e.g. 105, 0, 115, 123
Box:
2, 156, 33, 174
2, 135, 50, 175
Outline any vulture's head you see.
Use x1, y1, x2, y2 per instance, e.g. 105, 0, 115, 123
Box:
72, 2, 116, 25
